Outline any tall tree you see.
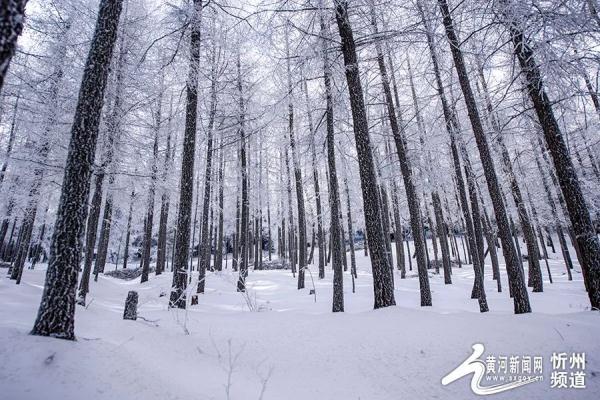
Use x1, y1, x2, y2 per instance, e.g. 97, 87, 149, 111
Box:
197, 42, 218, 293
333, 0, 395, 309
437, 0, 531, 313
285, 22, 307, 290
320, 6, 343, 311
31, 0, 124, 339
169, 0, 202, 309
499, 0, 600, 309
236, 52, 249, 293
371, 9, 430, 306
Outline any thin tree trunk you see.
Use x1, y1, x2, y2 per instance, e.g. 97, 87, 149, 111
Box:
432, 192, 452, 284
284, 23, 307, 290
366, 8, 421, 306
215, 141, 225, 271
197, 49, 217, 292
474, 55, 543, 292
321, 6, 343, 311
140, 101, 160, 283
236, 52, 250, 293
11, 22, 70, 284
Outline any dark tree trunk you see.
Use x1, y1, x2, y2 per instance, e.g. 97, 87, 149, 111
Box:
391, 180, 405, 278
432, 192, 452, 284
474, 55, 543, 292
0, 193, 16, 258
305, 77, 325, 280
0, 91, 19, 190
78, 171, 104, 305
214, 141, 225, 272
284, 149, 296, 276
373, 11, 429, 305
284, 24, 307, 290
94, 19, 128, 279
438, 0, 530, 313
506, 16, 600, 309
236, 53, 250, 293
94, 190, 113, 277
533, 145, 574, 280
198, 50, 217, 292
11, 22, 69, 284
122, 190, 134, 269
340, 6, 398, 307
345, 178, 357, 279
321, 9, 343, 311
0, 0, 28, 94
169, 0, 202, 309
156, 112, 174, 275
31, 0, 123, 339
461, 147, 489, 312
141, 106, 160, 283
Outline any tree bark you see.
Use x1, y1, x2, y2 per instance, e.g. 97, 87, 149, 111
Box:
0, 0, 28, 94
31, 0, 123, 339
438, 0, 530, 313
169, 0, 202, 309
236, 52, 249, 293
140, 100, 160, 283
321, 7, 343, 311
505, 11, 600, 309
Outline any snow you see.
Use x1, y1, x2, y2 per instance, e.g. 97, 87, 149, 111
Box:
1, 244, 599, 400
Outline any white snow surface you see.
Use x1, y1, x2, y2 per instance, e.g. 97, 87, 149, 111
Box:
1, 246, 599, 400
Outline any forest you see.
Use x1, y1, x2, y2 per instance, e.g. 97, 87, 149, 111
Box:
0, 0, 599, 399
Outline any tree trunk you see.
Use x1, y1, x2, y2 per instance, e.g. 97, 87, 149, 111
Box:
11, 22, 69, 284
305, 77, 325, 280
31, 0, 123, 339
533, 144, 574, 280
215, 141, 225, 271
0, 0, 27, 94
236, 52, 250, 293
432, 192, 452, 284
78, 167, 105, 305
141, 102, 160, 283
474, 54, 543, 292
169, 0, 202, 309
0, 91, 19, 190
284, 23, 307, 290
506, 12, 600, 309
338, 5, 396, 307
198, 47, 218, 292
438, 0, 530, 313
344, 178, 357, 279
321, 8, 343, 311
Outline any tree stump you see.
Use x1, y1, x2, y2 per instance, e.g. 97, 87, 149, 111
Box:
191, 295, 198, 305
123, 291, 138, 320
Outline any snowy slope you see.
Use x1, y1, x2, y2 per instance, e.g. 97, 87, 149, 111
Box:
0, 246, 599, 400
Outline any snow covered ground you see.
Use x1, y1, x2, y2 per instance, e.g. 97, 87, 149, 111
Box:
1, 244, 599, 400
